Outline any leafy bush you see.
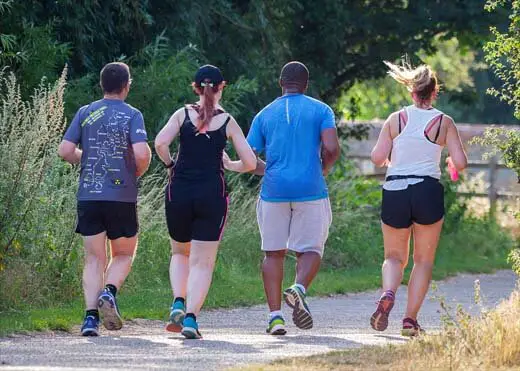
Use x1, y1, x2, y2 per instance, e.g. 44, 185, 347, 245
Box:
474, 0, 520, 277
0, 68, 81, 310
485, 0, 520, 120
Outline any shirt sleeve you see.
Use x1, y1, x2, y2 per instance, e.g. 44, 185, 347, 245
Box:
129, 111, 148, 144
320, 104, 336, 131
246, 113, 265, 154
63, 108, 83, 144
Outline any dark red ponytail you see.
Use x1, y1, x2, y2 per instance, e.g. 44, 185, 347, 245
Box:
192, 81, 219, 132
199, 83, 219, 132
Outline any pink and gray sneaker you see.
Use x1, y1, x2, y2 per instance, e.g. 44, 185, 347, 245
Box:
370, 290, 395, 331
401, 317, 425, 337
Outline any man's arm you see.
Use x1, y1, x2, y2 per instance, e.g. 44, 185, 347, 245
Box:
133, 142, 152, 176
58, 140, 82, 164
129, 111, 151, 176
321, 128, 340, 175
59, 107, 83, 164
252, 155, 266, 176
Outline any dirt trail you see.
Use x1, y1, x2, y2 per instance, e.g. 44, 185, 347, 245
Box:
0, 270, 516, 371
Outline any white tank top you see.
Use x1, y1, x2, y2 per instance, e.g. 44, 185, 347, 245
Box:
384, 105, 443, 190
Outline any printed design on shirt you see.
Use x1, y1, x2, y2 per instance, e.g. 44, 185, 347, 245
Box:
81, 106, 108, 127
82, 110, 132, 194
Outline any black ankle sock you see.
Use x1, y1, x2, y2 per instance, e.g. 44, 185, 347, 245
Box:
186, 313, 196, 321
86, 309, 99, 321
174, 297, 185, 305
105, 284, 117, 296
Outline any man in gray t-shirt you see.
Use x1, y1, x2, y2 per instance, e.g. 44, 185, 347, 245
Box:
58, 62, 151, 337
63, 98, 148, 202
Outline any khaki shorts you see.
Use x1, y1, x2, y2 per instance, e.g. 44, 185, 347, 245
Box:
256, 198, 332, 257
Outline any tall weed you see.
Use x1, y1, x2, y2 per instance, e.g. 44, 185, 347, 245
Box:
0, 68, 81, 310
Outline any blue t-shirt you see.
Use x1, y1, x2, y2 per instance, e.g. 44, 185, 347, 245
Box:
247, 94, 336, 202
63, 98, 148, 202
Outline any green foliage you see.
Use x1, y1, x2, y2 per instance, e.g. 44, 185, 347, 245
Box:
485, 0, 520, 119
337, 37, 495, 122
0, 0, 507, 122
508, 248, 520, 276
64, 40, 258, 139
0, 1, 517, 326
474, 1, 520, 276
0, 1, 71, 91
2, 70, 512, 317
473, 128, 520, 180
17, 24, 70, 90
0, 69, 81, 309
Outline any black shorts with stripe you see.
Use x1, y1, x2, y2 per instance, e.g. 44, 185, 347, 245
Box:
165, 179, 229, 242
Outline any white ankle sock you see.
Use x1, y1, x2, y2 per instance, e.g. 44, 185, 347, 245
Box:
269, 310, 284, 319
294, 283, 306, 294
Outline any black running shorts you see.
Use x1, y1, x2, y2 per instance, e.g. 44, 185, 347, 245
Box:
381, 177, 444, 229
76, 201, 138, 239
165, 195, 229, 243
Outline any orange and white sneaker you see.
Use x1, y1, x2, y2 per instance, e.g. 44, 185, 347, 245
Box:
370, 290, 395, 332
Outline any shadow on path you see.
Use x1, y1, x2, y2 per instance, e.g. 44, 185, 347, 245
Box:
87, 336, 169, 348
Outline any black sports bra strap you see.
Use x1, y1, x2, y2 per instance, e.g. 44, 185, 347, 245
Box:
219, 115, 231, 136
434, 114, 443, 142
398, 111, 402, 134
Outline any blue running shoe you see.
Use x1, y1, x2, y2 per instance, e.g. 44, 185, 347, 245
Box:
98, 289, 123, 331
266, 315, 287, 335
181, 316, 202, 339
284, 285, 313, 330
81, 315, 99, 336
166, 300, 185, 333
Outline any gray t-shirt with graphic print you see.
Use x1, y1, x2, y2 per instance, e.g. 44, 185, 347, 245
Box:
63, 98, 148, 202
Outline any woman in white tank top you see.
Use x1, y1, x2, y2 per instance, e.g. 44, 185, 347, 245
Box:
369, 61, 467, 336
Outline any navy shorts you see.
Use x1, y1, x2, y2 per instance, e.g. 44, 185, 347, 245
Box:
381, 177, 444, 228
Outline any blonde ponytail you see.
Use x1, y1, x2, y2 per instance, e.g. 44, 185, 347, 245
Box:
383, 60, 439, 101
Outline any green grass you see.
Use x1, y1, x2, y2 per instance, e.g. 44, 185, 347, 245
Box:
0, 220, 510, 337
0, 175, 515, 337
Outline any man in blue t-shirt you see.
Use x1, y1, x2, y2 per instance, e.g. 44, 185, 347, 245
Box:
58, 62, 151, 337
246, 61, 340, 335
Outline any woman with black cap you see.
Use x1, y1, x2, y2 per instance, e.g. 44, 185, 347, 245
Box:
155, 65, 256, 339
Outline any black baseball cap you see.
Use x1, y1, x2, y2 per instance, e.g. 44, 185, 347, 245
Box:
194, 65, 224, 86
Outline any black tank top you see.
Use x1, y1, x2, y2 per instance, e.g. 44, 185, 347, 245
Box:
169, 106, 230, 198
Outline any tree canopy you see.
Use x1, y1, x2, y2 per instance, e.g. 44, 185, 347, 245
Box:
484, 0, 520, 119
0, 0, 511, 126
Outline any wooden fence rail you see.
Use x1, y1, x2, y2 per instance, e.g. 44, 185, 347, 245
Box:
349, 155, 518, 215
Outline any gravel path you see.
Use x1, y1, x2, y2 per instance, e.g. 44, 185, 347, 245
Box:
0, 270, 516, 371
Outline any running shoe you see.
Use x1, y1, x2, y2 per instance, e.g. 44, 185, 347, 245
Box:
81, 315, 100, 337
283, 285, 313, 330
370, 290, 395, 332
266, 315, 287, 335
401, 317, 425, 337
98, 288, 123, 331
181, 316, 202, 339
166, 300, 185, 333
